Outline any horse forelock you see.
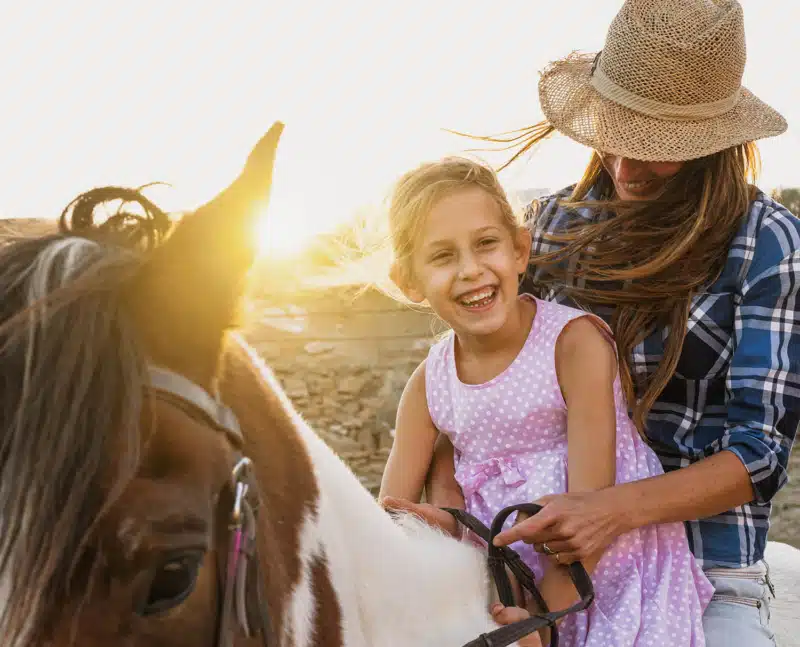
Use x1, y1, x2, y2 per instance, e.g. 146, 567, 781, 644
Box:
0, 235, 148, 646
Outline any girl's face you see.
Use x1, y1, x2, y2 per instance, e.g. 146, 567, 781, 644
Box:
399, 187, 531, 340
600, 154, 685, 201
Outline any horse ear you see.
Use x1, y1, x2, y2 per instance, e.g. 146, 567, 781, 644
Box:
130, 122, 284, 379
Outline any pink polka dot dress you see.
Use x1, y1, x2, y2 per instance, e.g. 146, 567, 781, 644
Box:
425, 295, 714, 646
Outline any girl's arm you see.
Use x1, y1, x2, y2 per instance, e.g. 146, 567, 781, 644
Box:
424, 430, 462, 506
425, 432, 465, 507
379, 360, 448, 504
529, 316, 619, 617
380, 361, 465, 537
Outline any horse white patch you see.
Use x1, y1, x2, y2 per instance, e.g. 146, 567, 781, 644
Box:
284, 505, 324, 647
234, 335, 503, 647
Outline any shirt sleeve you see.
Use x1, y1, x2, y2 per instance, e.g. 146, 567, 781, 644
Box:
719, 209, 800, 505
521, 190, 574, 295
526, 193, 568, 257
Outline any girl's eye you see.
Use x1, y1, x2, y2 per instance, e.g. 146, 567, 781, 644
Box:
430, 252, 452, 263
479, 238, 498, 247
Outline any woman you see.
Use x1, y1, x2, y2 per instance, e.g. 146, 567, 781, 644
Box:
383, 0, 799, 644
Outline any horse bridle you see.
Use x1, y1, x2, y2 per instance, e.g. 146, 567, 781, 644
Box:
147, 366, 271, 647
442, 504, 596, 647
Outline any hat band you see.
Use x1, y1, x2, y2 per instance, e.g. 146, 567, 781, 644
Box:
590, 65, 742, 122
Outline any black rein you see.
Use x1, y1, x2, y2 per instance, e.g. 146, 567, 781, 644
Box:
442, 503, 595, 647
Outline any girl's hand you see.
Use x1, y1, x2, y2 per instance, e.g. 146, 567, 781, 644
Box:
493, 489, 626, 564
380, 496, 461, 538
489, 604, 544, 647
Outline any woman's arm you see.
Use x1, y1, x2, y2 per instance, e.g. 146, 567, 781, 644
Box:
378, 360, 443, 503
614, 451, 752, 527
493, 445, 753, 563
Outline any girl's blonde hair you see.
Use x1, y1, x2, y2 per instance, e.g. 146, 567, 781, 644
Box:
388, 156, 520, 284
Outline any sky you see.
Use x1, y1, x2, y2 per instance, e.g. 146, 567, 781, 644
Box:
0, 1, 796, 256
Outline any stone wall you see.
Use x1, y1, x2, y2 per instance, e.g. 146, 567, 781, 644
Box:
253, 337, 429, 493
772, 450, 800, 546
245, 286, 440, 493
244, 287, 800, 548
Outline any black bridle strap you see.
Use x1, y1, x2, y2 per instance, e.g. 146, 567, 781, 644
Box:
442, 508, 549, 613
443, 503, 595, 647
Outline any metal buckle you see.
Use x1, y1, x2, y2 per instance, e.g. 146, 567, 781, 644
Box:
231, 457, 253, 527
217, 456, 256, 647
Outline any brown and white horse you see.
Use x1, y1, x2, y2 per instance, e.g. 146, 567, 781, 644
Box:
0, 124, 797, 647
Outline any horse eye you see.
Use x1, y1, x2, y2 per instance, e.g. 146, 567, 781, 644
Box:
139, 553, 202, 617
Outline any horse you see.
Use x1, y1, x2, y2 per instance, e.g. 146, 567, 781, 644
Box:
0, 122, 797, 647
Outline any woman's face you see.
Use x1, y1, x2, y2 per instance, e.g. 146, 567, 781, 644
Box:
600, 154, 685, 201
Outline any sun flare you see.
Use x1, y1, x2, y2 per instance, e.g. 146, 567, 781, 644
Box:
254, 211, 310, 259
253, 182, 316, 259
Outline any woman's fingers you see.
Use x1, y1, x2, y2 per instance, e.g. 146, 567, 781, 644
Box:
548, 550, 581, 565
493, 503, 559, 546
529, 541, 581, 566
534, 538, 577, 555
495, 490, 622, 562
514, 509, 532, 524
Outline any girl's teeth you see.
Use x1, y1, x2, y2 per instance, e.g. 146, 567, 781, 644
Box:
460, 289, 496, 306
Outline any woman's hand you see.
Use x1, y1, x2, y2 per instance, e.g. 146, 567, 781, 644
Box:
380, 496, 461, 538
493, 489, 627, 564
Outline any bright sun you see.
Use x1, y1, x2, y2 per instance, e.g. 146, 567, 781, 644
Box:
253, 181, 316, 259
254, 210, 309, 259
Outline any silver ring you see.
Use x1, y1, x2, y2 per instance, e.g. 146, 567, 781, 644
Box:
542, 543, 555, 556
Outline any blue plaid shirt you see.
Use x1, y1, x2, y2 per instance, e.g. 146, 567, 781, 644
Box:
522, 186, 800, 568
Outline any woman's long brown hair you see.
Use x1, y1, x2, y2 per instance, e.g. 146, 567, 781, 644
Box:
456, 121, 760, 433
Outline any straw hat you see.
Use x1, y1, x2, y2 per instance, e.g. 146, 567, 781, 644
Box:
538, 0, 787, 162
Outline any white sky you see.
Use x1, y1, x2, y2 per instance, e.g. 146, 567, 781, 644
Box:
0, 1, 795, 255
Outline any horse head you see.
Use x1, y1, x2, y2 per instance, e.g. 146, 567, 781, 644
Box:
0, 122, 336, 647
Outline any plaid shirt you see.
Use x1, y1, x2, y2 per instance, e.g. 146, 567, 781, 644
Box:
521, 185, 800, 568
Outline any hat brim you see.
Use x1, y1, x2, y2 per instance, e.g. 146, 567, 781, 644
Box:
538, 53, 788, 162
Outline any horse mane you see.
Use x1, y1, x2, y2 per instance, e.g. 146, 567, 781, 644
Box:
0, 188, 168, 646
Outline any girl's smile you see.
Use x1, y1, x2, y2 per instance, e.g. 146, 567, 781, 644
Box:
400, 187, 531, 345
455, 285, 498, 311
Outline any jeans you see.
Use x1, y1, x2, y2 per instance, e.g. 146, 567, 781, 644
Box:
703, 560, 776, 646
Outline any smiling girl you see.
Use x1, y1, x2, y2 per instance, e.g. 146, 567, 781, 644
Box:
379, 157, 712, 646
